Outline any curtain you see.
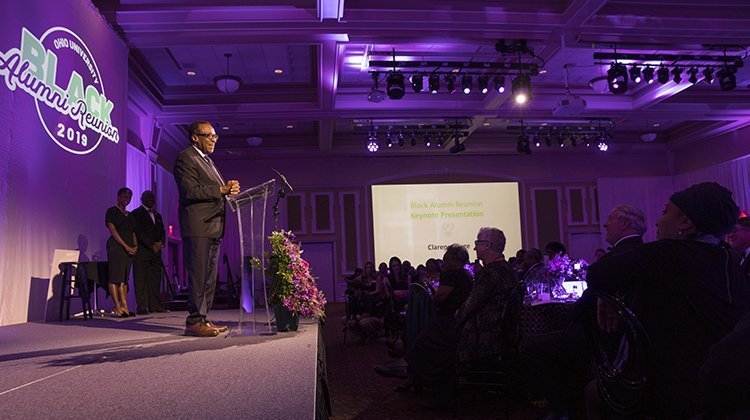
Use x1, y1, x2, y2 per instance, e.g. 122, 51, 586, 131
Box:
125, 144, 151, 211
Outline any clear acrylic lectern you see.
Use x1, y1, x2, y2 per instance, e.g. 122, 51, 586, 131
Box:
225, 179, 276, 337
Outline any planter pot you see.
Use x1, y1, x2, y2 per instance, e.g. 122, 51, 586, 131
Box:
275, 304, 299, 332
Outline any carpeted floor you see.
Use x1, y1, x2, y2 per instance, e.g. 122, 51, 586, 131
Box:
323, 303, 546, 419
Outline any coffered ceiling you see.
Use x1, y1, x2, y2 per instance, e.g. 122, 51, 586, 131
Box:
93, 0, 750, 160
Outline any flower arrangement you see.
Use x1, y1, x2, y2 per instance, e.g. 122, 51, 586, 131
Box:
267, 230, 326, 318
547, 253, 589, 283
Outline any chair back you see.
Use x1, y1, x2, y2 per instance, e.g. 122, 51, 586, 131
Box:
499, 280, 526, 358
404, 282, 435, 352
582, 289, 653, 415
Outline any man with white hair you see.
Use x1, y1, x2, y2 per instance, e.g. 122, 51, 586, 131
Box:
601, 204, 646, 260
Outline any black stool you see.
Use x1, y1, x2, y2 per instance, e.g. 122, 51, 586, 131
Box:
59, 262, 94, 320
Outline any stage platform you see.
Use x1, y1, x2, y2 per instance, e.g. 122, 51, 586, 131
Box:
0, 310, 321, 419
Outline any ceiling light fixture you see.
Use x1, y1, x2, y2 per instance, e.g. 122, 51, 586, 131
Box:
214, 53, 242, 94
606, 63, 628, 94
512, 74, 531, 104
642, 66, 655, 84
671, 68, 683, 84
386, 71, 405, 99
657, 66, 670, 84
494, 75, 506, 93
445, 74, 456, 94
688, 67, 699, 84
478, 75, 489, 94
411, 75, 423, 92
717, 66, 737, 91
428, 73, 440, 94
368, 72, 385, 103
462, 75, 472, 94
629, 65, 642, 83
702, 67, 714, 84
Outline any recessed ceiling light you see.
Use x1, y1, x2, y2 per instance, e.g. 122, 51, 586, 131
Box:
539, 69, 547, 74
286, 124, 294, 129
483, 122, 491, 126
186, 71, 196, 76
274, 69, 284, 74
653, 123, 661, 127
541, 122, 548, 126
355, 123, 363, 127
222, 126, 230, 130
451, 69, 460, 73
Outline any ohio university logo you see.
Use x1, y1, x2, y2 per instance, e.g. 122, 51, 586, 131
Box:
0, 27, 120, 155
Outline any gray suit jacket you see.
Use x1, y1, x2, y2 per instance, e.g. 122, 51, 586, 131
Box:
173, 145, 226, 238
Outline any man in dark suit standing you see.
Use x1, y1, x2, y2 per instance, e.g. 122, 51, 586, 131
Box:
174, 121, 240, 337
132, 190, 166, 315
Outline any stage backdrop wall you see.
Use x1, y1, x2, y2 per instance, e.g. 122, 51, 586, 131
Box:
0, 0, 128, 326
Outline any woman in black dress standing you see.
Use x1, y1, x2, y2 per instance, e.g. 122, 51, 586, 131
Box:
105, 187, 137, 317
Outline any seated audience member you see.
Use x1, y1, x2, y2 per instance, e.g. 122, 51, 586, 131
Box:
345, 277, 385, 343
392, 228, 516, 408
543, 241, 567, 258
520, 248, 546, 284
520, 204, 647, 417
387, 256, 411, 301
586, 182, 750, 417
507, 256, 519, 272
727, 216, 750, 284
362, 262, 378, 292
423, 258, 441, 287
433, 245, 472, 317
515, 248, 526, 262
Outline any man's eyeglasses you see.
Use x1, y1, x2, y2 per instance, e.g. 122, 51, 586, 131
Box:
194, 133, 219, 141
474, 240, 490, 247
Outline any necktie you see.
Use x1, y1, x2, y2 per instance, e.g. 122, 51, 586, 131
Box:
203, 155, 225, 185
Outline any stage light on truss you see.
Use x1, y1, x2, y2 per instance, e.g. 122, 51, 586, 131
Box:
657, 66, 670, 84
642, 66, 655, 84
386, 71, 405, 99
478, 75, 489, 94
410, 75, 424, 92
424, 133, 432, 147
687, 68, 699, 84
462, 75, 472, 94
428, 74, 440, 94
494, 75, 506, 93
606, 63, 628, 94
366, 132, 379, 153
532, 133, 541, 148
410, 131, 417, 146
386, 131, 393, 148
702, 68, 714, 84
717, 66, 737, 91
397, 132, 405, 146
445, 74, 456, 94
671, 68, 683, 84
629, 66, 642, 83
511, 74, 531, 104
516, 133, 531, 155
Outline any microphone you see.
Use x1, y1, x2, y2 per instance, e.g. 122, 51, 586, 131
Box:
273, 169, 294, 197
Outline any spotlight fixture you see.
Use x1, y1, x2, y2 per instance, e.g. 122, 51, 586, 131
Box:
688, 67, 699, 84
424, 133, 432, 147
702, 68, 714, 84
386, 71, 405, 100
545, 133, 552, 147
583, 133, 591, 147
410, 75, 424, 92
386, 131, 393, 148
671, 68, 683, 84
436, 133, 444, 148
478, 75, 489, 94
717, 66, 737, 91
445, 74, 456, 94
642, 66, 655, 84
397, 132, 405, 146
214, 53, 242, 94
597, 132, 609, 152
449, 137, 466, 154
368, 72, 385, 103
428, 73, 440, 94
462, 75, 472, 94
657, 66, 670, 84
516, 133, 531, 155
511, 74, 531, 104
410, 132, 417, 146
494, 75, 506, 93
629, 65, 642, 83
606, 63, 628, 95
532, 133, 541, 148
366, 140, 379, 152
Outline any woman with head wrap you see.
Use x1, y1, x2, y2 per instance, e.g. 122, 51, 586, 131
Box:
586, 182, 750, 417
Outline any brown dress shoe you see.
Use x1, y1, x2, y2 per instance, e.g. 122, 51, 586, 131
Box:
205, 321, 228, 333
185, 322, 220, 337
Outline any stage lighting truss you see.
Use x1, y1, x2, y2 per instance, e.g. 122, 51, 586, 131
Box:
366, 41, 543, 101
511, 119, 615, 155
355, 119, 471, 153
593, 45, 746, 93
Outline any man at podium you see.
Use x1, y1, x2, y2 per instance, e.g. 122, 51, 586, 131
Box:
174, 121, 240, 337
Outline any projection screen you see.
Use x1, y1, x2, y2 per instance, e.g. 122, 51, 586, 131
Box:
371, 182, 523, 265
